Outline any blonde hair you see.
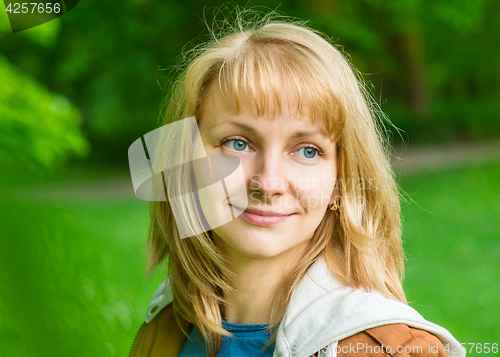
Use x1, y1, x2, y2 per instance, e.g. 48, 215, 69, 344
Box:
146, 7, 405, 357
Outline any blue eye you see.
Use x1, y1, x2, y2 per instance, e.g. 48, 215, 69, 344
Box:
224, 140, 248, 152
298, 147, 318, 159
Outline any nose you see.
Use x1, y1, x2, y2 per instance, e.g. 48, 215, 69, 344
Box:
249, 149, 288, 200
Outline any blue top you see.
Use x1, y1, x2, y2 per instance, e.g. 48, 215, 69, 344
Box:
179, 319, 276, 357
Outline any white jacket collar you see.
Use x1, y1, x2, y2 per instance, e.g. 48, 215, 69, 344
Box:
274, 255, 465, 357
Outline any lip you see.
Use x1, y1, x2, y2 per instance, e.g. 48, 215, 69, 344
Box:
231, 206, 295, 226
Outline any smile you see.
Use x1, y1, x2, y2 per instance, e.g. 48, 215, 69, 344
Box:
231, 205, 295, 227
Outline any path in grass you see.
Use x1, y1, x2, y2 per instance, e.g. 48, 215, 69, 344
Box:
392, 140, 500, 175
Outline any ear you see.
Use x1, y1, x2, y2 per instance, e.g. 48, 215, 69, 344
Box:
329, 175, 341, 206
329, 143, 341, 206
329, 189, 341, 206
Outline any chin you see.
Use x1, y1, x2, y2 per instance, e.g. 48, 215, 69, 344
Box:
213, 225, 306, 260
237, 241, 288, 259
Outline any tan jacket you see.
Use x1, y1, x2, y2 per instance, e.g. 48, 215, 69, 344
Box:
129, 302, 448, 357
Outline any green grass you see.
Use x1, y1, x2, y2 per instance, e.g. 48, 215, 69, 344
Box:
399, 160, 500, 354
0, 163, 165, 357
0, 158, 498, 356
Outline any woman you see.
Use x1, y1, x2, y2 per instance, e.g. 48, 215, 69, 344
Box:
129, 9, 465, 357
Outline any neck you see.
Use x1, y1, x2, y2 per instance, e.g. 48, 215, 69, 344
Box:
215, 237, 309, 325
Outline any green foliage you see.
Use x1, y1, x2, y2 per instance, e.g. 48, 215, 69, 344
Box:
296, 0, 500, 144
0, 0, 499, 160
0, 54, 89, 171
16, 16, 62, 47
0, 2, 10, 33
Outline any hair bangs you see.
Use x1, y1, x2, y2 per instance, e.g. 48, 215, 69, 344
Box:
215, 41, 344, 139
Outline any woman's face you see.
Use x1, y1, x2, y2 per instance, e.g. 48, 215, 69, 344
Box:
196, 84, 338, 261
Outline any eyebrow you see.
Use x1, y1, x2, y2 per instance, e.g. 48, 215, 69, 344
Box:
210, 121, 256, 132
211, 121, 329, 139
290, 129, 328, 139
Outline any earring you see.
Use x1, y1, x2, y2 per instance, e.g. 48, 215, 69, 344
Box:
328, 200, 338, 211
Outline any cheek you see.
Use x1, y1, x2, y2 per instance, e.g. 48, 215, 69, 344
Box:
292, 173, 336, 210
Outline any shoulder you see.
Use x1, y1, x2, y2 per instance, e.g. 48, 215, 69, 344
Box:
129, 303, 191, 357
336, 323, 447, 357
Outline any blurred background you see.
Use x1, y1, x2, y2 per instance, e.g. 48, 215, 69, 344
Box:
0, 0, 499, 356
